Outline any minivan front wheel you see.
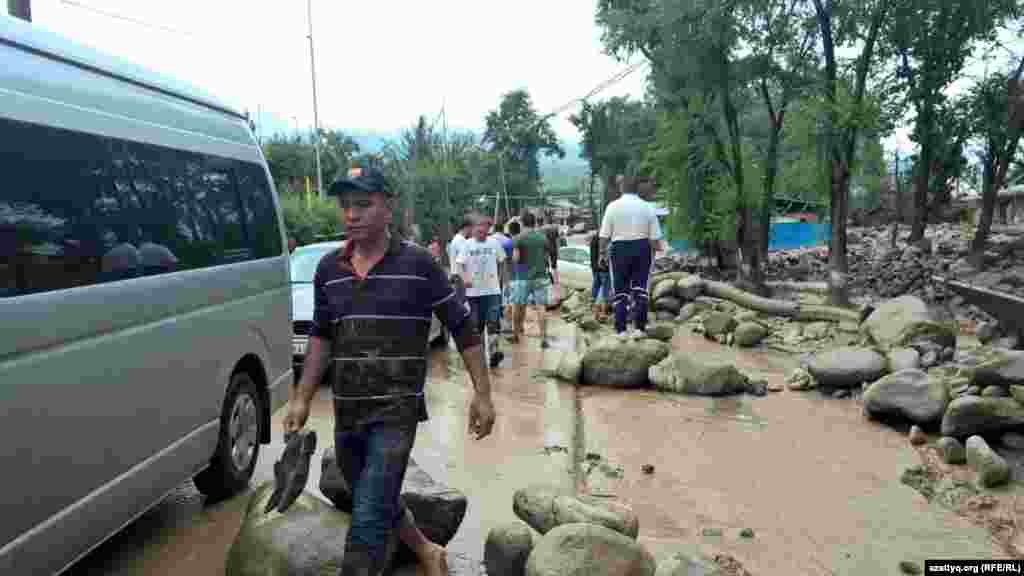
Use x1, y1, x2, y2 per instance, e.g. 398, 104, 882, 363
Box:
194, 371, 262, 499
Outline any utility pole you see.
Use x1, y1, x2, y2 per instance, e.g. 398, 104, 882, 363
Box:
8, 0, 30, 21
306, 0, 324, 199
442, 104, 452, 267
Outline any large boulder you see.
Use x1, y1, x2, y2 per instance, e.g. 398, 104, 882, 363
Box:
648, 353, 748, 397
1013, 385, 1024, 405
513, 485, 640, 539
320, 452, 466, 566
887, 348, 921, 372
526, 523, 656, 576
966, 436, 1011, 488
645, 323, 676, 342
225, 482, 396, 576
485, 522, 535, 576
581, 336, 671, 388
542, 350, 584, 384
940, 396, 1024, 438
972, 350, 1024, 388
807, 347, 888, 388
654, 297, 683, 315
862, 295, 957, 350
676, 276, 705, 301
863, 370, 950, 425
652, 279, 678, 302
734, 322, 769, 348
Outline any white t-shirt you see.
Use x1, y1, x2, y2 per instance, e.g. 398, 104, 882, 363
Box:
447, 233, 468, 267
599, 193, 663, 242
456, 237, 506, 298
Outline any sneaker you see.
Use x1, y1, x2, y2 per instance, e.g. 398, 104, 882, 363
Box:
489, 350, 504, 368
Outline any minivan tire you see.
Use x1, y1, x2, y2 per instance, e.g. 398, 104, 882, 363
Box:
194, 371, 263, 499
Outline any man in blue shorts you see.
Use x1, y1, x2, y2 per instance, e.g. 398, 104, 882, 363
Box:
456, 214, 506, 367
510, 212, 554, 348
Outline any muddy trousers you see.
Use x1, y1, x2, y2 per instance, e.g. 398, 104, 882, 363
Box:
335, 423, 417, 576
609, 238, 653, 334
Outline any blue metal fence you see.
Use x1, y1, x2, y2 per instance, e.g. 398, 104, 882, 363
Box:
668, 222, 831, 253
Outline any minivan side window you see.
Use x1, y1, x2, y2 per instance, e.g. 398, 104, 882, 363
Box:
0, 117, 283, 298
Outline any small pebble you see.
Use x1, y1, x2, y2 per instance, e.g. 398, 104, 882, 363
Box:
701, 527, 722, 537
641, 464, 655, 475
909, 425, 927, 446
900, 560, 922, 575
585, 452, 602, 461
739, 528, 755, 539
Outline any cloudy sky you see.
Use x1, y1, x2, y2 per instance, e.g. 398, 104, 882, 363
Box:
26, 1, 1024, 159
31, 0, 647, 151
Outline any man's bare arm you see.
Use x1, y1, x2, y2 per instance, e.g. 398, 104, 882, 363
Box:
294, 336, 328, 404
459, 345, 491, 399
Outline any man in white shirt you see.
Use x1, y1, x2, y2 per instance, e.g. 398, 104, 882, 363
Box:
447, 216, 473, 269
456, 214, 507, 367
598, 175, 663, 335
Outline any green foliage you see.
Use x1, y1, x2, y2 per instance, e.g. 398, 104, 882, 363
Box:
570, 97, 657, 181
279, 193, 339, 245
263, 129, 361, 194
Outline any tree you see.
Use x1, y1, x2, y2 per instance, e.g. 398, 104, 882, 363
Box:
966, 58, 1024, 268
890, 0, 1018, 241
483, 89, 565, 220
810, 0, 890, 305
263, 130, 360, 195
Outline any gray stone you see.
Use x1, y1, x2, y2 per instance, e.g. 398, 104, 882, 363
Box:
966, 386, 982, 396
656, 311, 677, 322
581, 336, 672, 388
513, 485, 640, 538
485, 522, 534, 576
994, 335, 1020, 350
887, 348, 921, 372
938, 437, 966, 464
785, 367, 816, 391
862, 296, 957, 350
225, 482, 397, 576
807, 347, 888, 388
526, 523, 656, 576
803, 321, 831, 340
655, 552, 722, 576
677, 303, 702, 323
909, 425, 928, 445
1012, 385, 1024, 405
676, 276, 705, 301
833, 389, 850, 399
645, 323, 676, 342
966, 435, 1011, 488
319, 453, 466, 567
652, 279, 678, 302
702, 312, 737, 337
941, 396, 1024, 438
654, 297, 682, 315
973, 350, 1024, 388
648, 353, 749, 397
863, 370, 950, 425
746, 379, 768, 397
734, 322, 769, 348
1002, 432, 1024, 450
734, 310, 760, 324
981, 385, 1008, 398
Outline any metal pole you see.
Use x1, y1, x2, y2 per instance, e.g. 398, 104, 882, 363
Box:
442, 104, 452, 267
307, 0, 324, 199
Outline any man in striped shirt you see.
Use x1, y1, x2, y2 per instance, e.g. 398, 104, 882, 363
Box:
283, 166, 495, 576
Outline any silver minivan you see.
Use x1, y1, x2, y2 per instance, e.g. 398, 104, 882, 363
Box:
0, 16, 291, 575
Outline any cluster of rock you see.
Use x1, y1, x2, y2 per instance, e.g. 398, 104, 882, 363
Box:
224, 452, 467, 576
485, 485, 727, 576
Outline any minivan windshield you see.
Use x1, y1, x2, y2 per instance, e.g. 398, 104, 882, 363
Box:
289, 246, 336, 283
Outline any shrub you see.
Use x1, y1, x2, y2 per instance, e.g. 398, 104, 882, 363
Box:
280, 193, 339, 245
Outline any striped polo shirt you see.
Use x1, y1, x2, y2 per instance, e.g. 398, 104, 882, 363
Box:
311, 235, 478, 428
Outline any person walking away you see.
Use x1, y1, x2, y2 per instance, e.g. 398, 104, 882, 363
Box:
503, 220, 523, 333
447, 217, 473, 271
589, 232, 610, 321
599, 175, 663, 335
456, 215, 506, 368
283, 166, 495, 576
510, 212, 553, 348
490, 220, 514, 333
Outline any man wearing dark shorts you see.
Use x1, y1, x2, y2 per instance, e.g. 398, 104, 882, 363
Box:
455, 214, 506, 367
283, 166, 496, 576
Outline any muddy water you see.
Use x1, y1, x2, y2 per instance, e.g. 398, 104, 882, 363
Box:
66, 322, 579, 576
579, 329, 1010, 575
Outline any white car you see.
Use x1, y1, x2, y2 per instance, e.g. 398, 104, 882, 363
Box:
290, 241, 444, 381
557, 244, 594, 292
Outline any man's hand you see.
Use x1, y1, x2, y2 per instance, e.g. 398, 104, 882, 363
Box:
282, 398, 310, 435
468, 393, 495, 439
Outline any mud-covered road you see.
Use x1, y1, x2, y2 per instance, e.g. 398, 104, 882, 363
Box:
66, 318, 1019, 575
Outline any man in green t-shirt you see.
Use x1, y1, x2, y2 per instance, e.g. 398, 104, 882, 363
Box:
510, 212, 555, 348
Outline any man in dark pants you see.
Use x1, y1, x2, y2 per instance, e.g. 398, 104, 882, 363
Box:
283, 166, 496, 576
598, 175, 663, 335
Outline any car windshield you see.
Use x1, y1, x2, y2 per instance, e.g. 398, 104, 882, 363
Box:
290, 246, 335, 283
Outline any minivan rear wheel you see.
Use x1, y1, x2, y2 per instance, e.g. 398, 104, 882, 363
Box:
194, 371, 262, 499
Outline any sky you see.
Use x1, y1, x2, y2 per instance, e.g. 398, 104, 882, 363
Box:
31, 0, 648, 156
25, 1, 1024, 161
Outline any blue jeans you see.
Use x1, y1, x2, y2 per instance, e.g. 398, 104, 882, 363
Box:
335, 423, 417, 575
591, 270, 610, 303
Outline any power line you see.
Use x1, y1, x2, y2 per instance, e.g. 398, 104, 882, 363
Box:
58, 0, 203, 38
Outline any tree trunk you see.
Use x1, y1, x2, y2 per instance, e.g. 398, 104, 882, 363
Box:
910, 113, 934, 242
703, 279, 860, 323
969, 160, 997, 269
828, 162, 851, 306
